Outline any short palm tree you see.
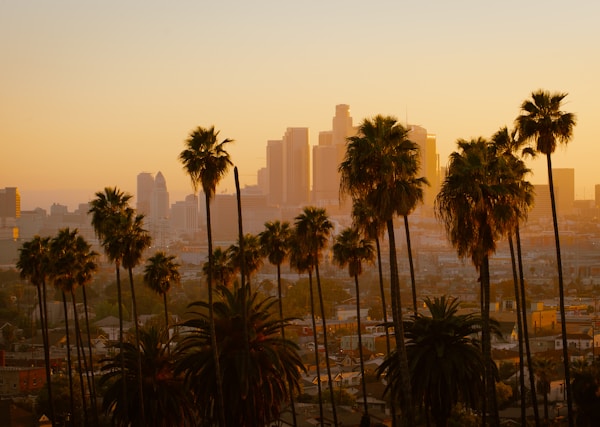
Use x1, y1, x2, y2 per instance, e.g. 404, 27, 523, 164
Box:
175, 285, 304, 426
516, 90, 577, 426
100, 326, 196, 427
294, 206, 338, 427
259, 220, 297, 426
203, 247, 234, 288
17, 236, 56, 424
179, 125, 233, 427
143, 251, 181, 331
435, 138, 520, 427
332, 226, 375, 423
378, 296, 486, 427
227, 233, 263, 288
49, 228, 98, 426
532, 357, 557, 423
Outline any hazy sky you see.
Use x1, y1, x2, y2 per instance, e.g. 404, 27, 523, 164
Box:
2, 1, 599, 211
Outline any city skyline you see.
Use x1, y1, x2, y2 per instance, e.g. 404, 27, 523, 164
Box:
2, 2, 600, 211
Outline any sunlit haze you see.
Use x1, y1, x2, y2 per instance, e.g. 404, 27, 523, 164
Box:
2, 1, 599, 211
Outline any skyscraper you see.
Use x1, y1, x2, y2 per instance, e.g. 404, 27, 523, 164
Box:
137, 172, 154, 217
312, 104, 356, 208
0, 187, 20, 240
552, 168, 575, 216
266, 140, 284, 206
283, 127, 310, 207
407, 125, 439, 209
151, 171, 170, 247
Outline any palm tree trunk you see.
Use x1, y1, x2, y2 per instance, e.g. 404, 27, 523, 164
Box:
480, 255, 499, 427
277, 263, 297, 427
70, 293, 89, 427
315, 263, 338, 427
308, 270, 325, 426
62, 292, 75, 425
386, 219, 415, 426
115, 262, 128, 423
37, 282, 56, 425
354, 274, 369, 419
127, 267, 146, 426
163, 293, 169, 333
403, 215, 418, 315
508, 235, 527, 426
375, 237, 396, 427
205, 192, 227, 427
516, 225, 541, 427
546, 153, 574, 426
81, 285, 99, 427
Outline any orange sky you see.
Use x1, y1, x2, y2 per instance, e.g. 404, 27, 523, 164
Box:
2, 1, 599, 211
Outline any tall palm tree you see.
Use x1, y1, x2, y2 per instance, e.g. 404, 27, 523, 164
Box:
492, 126, 540, 426
179, 125, 233, 427
89, 187, 135, 422
332, 226, 375, 424
17, 236, 56, 425
175, 285, 304, 426
516, 90, 577, 426
294, 206, 338, 427
120, 209, 152, 425
340, 115, 417, 425
100, 326, 196, 427
435, 138, 520, 427
143, 251, 181, 331
259, 220, 297, 426
378, 296, 487, 427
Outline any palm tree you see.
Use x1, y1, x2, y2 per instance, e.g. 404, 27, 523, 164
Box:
294, 206, 338, 427
378, 296, 487, 427
17, 236, 56, 425
175, 285, 304, 426
435, 138, 521, 427
516, 90, 577, 426
89, 186, 136, 422
340, 115, 417, 425
289, 233, 325, 425
120, 209, 152, 425
492, 126, 540, 426
179, 125, 233, 427
143, 251, 181, 331
49, 228, 98, 426
259, 220, 297, 426
227, 233, 263, 288
203, 247, 234, 288
332, 226, 375, 424
100, 326, 196, 427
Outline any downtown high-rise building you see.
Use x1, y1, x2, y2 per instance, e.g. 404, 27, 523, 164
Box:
0, 187, 20, 239
136, 172, 154, 217
266, 127, 310, 207
552, 168, 575, 216
312, 104, 356, 209
407, 124, 439, 209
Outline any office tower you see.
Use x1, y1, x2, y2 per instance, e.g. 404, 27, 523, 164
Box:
313, 104, 356, 208
528, 184, 553, 223
151, 171, 170, 247
407, 125, 439, 209
595, 184, 600, 208
171, 194, 198, 237
0, 187, 20, 240
266, 140, 284, 206
552, 168, 574, 216
137, 172, 154, 217
283, 127, 310, 207
0, 187, 20, 219
257, 167, 268, 195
